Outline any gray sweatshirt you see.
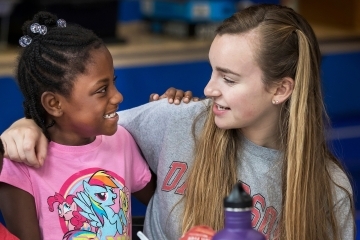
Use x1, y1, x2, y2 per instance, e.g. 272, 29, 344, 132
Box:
118, 99, 354, 240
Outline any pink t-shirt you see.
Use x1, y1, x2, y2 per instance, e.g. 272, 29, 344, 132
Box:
0, 126, 151, 240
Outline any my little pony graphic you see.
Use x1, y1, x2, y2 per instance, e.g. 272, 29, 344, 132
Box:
119, 187, 130, 233
47, 193, 89, 231
63, 170, 129, 240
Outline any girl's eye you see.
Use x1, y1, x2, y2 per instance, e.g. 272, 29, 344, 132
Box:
223, 76, 235, 84
97, 87, 107, 93
113, 75, 117, 82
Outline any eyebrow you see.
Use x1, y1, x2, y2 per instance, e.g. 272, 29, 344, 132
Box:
215, 67, 241, 77
95, 78, 110, 85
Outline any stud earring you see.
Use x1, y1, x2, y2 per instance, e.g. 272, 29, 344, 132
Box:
272, 100, 279, 104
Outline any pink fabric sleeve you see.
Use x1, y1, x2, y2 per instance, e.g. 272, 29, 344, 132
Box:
121, 127, 151, 193
0, 158, 33, 196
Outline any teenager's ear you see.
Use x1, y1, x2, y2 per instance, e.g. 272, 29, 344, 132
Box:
272, 77, 294, 104
41, 92, 63, 117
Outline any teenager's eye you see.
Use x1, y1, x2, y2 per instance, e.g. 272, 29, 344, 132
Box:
113, 75, 117, 82
223, 76, 235, 84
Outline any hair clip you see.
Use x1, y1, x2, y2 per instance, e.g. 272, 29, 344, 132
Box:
30, 23, 47, 35
19, 35, 32, 47
57, 19, 66, 28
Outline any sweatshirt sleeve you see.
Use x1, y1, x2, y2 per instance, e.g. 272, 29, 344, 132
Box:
333, 193, 355, 239
117, 99, 209, 173
329, 162, 355, 239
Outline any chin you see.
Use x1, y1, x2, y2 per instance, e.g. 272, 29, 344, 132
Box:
214, 120, 232, 130
103, 125, 118, 136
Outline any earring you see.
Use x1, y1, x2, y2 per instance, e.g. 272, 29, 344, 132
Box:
272, 100, 279, 104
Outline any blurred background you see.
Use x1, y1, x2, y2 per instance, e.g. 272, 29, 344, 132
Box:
0, 0, 359, 239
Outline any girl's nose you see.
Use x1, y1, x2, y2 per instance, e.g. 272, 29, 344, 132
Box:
112, 88, 123, 105
204, 78, 221, 98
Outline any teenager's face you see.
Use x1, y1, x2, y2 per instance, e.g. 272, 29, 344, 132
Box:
55, 47, 122, 145
204, 32, 278, 134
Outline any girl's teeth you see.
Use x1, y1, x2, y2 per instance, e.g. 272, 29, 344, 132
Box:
103, 112, 117, 119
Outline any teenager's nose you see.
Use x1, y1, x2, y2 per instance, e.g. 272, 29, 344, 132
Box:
204, 77, 221, 98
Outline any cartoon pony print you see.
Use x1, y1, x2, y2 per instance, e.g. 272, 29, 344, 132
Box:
63, 170, 128, 240
47, 193, 89, 231
119, 187, 130, 233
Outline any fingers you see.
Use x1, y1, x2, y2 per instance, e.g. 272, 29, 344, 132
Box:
14, 128, 41, 168
1, 129, 22, 162
173, 89, 186, 105
182, 91, 193, 103
22, 138, 40, 168
161, 87, 177, 104
1, 122, 46, 168
149, 93, 160, 102
149, 87, 198, 104
35, 134, 48, 167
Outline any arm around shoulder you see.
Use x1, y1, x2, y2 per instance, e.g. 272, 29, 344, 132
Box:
1, 118, 48, 168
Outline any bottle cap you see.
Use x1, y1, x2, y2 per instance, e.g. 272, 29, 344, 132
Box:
224, 182, 252, 208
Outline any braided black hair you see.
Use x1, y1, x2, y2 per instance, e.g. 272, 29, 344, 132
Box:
16, 11, 104, 139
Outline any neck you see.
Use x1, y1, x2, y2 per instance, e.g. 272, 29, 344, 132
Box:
47, 124, 96, 146
240, 109, 281, 149
240, 126, 279, 149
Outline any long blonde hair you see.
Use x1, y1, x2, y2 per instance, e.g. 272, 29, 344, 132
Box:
182, 4, 354, 239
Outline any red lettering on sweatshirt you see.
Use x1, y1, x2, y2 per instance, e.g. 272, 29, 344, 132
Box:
162, 162, 188, 192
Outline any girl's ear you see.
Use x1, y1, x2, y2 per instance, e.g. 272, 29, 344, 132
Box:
272, 77, 294, 104
41, 92, 63, 117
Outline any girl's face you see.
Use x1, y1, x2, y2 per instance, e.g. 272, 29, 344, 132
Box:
204, 32, 279, 141
54, 47, 123, 145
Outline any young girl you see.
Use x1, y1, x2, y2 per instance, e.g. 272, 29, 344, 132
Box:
0, 12, 155, 240
1, 4, 355, 240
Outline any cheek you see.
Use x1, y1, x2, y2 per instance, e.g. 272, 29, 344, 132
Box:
230, 94, 253, 115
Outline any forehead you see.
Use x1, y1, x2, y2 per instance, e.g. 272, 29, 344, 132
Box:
69, 47, 114, 93
86, 46, 113, 68
209, 32, 259, 68
78, 47, 113, 78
